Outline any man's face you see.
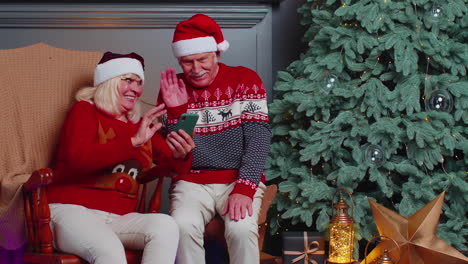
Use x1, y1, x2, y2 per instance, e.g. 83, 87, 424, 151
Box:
178, 52, 219, 88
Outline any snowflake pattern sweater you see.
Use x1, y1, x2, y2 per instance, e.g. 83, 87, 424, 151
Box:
164, 63, 271, 199
47, 101, 192, 215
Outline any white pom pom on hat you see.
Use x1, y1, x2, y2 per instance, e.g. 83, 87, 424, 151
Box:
171, 14, 230, 58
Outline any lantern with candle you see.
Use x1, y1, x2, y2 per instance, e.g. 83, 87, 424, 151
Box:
326, 187, 356, 264
363, 235, 400, 264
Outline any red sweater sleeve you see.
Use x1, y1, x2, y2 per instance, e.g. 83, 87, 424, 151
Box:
54, 101, 137, 182
166, 103, 188, 120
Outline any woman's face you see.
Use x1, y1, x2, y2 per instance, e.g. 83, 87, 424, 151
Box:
117, 75, 143, 115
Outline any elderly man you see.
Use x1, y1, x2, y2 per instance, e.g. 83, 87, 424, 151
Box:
158, 13, 272, 264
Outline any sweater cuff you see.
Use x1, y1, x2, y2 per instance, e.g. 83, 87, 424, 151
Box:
230, 181, 257, 199
167, 103, 188, 120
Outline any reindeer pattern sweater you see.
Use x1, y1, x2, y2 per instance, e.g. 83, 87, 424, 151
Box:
47, 101, 192, 215
165, 63, 271, 199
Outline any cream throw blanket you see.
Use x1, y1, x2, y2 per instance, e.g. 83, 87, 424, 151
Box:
0, 43, 101, 249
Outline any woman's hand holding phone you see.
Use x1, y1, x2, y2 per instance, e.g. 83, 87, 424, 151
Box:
166, 129, 195, 159
167, 113, 198, 159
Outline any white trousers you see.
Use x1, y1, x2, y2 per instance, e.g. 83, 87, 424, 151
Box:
170, 181, 265, 264
49, 203, 179, 264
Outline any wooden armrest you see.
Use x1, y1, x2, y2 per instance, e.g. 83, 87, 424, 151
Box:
138, 165, 172, 213
137, 165, 170, 184
258, 184, 277, 253
23, 168, 54, 254
258, 184, 277, 225
23, 168, 53, 192
147, 174, 165, 213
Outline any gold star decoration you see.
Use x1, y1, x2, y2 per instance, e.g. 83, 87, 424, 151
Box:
361, 192, 468, 264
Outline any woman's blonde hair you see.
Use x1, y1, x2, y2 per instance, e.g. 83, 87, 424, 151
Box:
76, 73, 142, 123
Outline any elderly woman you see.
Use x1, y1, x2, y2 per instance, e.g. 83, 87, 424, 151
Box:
46, 51, 195, 264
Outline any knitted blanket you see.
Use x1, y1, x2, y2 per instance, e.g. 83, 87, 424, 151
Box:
0, 43, 101, 249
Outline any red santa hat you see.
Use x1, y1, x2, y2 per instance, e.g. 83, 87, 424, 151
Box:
94, 51, 145, 86
171, 14, 230, 58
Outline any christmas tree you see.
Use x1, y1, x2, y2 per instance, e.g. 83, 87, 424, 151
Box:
266, 0, 468, 257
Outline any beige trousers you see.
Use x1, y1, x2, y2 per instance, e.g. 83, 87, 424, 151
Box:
49, 203, 179, 264
170, 181, 265, 264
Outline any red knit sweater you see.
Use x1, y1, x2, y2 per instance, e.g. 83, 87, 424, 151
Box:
47, 101, 192, 215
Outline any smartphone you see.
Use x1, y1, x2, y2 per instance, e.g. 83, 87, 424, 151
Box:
175, 113, 199, 135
